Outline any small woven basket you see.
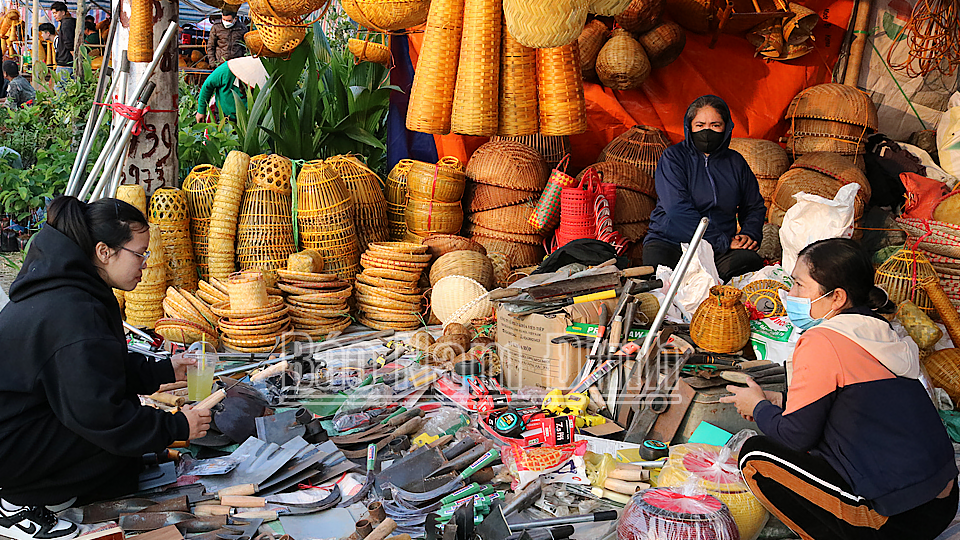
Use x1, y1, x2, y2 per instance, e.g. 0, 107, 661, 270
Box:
491, 134, 571, 171
637, 20, 686, 69
529, 155, 577, 234
405, 196, 464, 236
251, 11, 306, 54
923, 348, 960, 403
208, 151, 250, 280
728, 138, 790, 179
616, 0, 664, 33
876, 248, 939, 318
248, 0, 327, 19
406, 160, 467, 202
450, 0, 502, 136
116, 184, 148, 215
422, 234, 487, 260
429, 250, 496, 289
341, 0, 431, 31
348, 36, 391, 65
328, 155, 390, 252
226, 271, 270, 310
537, 42, 588, 136
148, 188, 198, 291
406, 0, 466, 134
249, 153, 293, 193
465, 140, 548, 190
245, 30, 288, 58
288, 249, 325, 272
690, 285, 751, 353
596, 28, 651, 90
503, 0, 589, 49
235, 185, 296, 273
431, 274, 493, 326
498, 25, 539, 137
386, 159, 413, 240
599, 125, 671, 178
296, 159, 362, 281
742, 279, 789, 317
578, 19, 610, 78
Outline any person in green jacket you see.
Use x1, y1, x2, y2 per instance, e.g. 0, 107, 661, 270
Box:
195, 61, 244, 123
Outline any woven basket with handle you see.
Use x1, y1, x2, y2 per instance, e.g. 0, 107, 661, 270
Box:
498, 25, 539, 137
504, 0, 589, 48
690, 285, 751, 353
406, 0, 465, 134
407, 159, 467, 202
429, 250, 495, 289
349, 36, 391, 65
537, 42, 588, 136
405, 196, 464, 236
529, 155, 577, 234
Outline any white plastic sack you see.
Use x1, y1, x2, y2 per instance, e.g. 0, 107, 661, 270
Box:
937, 92, 960, 179
727, 264, 794, 290
780, 183, 860, 274
655, 241, 720, 323
900, 142, 959, 189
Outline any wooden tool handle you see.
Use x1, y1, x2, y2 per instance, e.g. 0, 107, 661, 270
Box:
603, 478, 650, 494
622, 266, 655, 277
608, 466, 648, 481
149, 392, 185, 407
393, 416, 423, 437
218, 484, 257, 497
220, 496, 265, 508
195, 389, 226, 410
232, 510, 278, 521
251, 360, 288, 382
195, 505, 232, 516
489, 288, 520, 300
366, 518, 397, 540
159, 381, 188, 392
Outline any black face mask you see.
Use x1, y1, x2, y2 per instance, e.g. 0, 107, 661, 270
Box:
692, 128, 725, 154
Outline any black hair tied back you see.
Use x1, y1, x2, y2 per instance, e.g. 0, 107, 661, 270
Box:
47, 196, 148, 259
797, 238, 895, 313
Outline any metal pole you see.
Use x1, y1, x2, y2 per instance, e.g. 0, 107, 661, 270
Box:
67, 57, 123, 195
89, 82, 156, 202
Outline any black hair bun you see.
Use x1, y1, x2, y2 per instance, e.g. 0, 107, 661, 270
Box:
869, 285, 895, 314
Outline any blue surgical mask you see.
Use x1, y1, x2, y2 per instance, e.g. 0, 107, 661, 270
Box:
779, 289, 836, 331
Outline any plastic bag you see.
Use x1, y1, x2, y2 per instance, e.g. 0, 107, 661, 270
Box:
779, 183, 860, 274
655, 440, 769, 540
727, 264, 793, 290
618, 485, 740, 540
937, 92, 960, 179
655, 241, 721, 322
750, 316, 799, 364
503, 440, 589, 490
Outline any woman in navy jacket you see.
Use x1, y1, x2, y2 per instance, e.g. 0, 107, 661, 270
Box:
643, 95, 768, 282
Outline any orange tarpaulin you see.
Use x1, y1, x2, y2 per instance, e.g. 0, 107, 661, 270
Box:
405, 0, 855, 170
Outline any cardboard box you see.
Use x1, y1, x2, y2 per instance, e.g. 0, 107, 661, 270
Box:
498, 299, 616, 390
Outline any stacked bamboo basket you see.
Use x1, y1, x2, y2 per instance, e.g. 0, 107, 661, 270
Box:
124, 223, 167, 328
327, 155, 390, 251
114, 184, 149, 310
785, 83, 878, 170
404, 157, 467, 242
728, 138, 790, 211
236, 154, 297, 273
576, 161, 658, 263
386, 159, 414, 241
767, 152, 872, 228
208, 151, 250, 280
462, 140, 549, 268
277, 254, 353, 338
212, 271, 293, 353
183, 165, 220, 281
296, 159, 362, 281
491, 134, 570, 171
354, 242, 430, 331
148, 188, 199, 292
158, 286, 220, 347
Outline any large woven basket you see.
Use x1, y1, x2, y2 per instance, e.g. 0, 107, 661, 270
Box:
728, 138, 789, 179
596, 28, 651, 90
148, 188, 198, 291
464, 183, 539, 213
422, 234, 487, 259
124, 223, 167, 328
406, 0, 465, 134
431, 274, 493, 326
491, 134, 570, 170
637, 20, 686, 69
183, 165, 220, 281
772, 152, 871, 219
468, 203, 542, 236
296, 159, 362, 281
537, 42, 588, 136
785, 83, 879, 131
407, 159, 467, 202
503, 0, 588, 49
463, 222, 543, 244
578, 19, 610, 79
429, 249, 495, 289
208, 151, 249, 280
466, 140, 548, 190
923, 348, 960, 403
616, 0, 664, 34
386, 159, 413, 240
328, 155, 390, 252
450, 0, 502, 136
470, 234, 546, 268
406, 196, 464, 236
666, 0, 717, 33
875, 247, 939, 318
249, 0, 327, 18
599, 125, 671, 178
251, 11, 306, 53
499, 26, 539, 137
236, 185, 296, 273
341, 0, 430, 31
690, 285, 751, 353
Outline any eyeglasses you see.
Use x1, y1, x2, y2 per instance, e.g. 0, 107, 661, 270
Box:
120, 247, 151, 262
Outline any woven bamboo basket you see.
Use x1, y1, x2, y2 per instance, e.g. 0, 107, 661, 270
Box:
599, 125, 671, 177
341, 0, 430, 31
250, 154, 293, 193
183, 165, 220, 281
328, 155, 390, 252
208, 151, 249, 280
405, 196, 464, 236
666, 0, 717, 34
596, 28, 651, 90
406, 0, 466, 134
503, 0, 588, 49
499, 25, 539, 137
226, 271, 269, 310
124, 224, 167, 328
875, 248, 939, 317
785, 83, 879, 131
406, 160, 467, 202
235, 186, 296, 272
386, 159, 414, 240
466, 140, 548, 190
155, 318, 220, 347
576, 161, 657, 197
296, 159, 362, 281
728, 138, 789, 179
245, 30, 287, 58
429, 250, 495, 289
129, 0, 153, 62
786, 135, 866, 159
923, 348, 960, 403
578, 19, 610, 79
784, 2, 817, 44
349, 36, 391, 65
491, 134, 570, 170
637, 20, 686, 69
772, 168, 867, 221
463, 222, 542, 244
249, 0, 327, 18
148, 188, 198, 291
422, 234, 487, 260
611, 190, 656, 223
116, 184, 148, 215
590, 0, 631, 15
464, 182, 539, 213
468, 203, 542, 235
450, 0, 502, 136
616, 0, 664, 33
920, 277, 960, 346
690, 285, 751, 353
471, 234, 546, 267
286, 250, 325, 273
537, 42, 588, 136
790, 119, 871, 142
251, 11, 307, 54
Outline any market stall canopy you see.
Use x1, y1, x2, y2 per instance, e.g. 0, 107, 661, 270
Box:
2, 0, 248, 26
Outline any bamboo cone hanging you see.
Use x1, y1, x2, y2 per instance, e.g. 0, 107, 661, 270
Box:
450, 0, 502, 136
498, 25, 538, 137
129, 0, 154, 62
406, 0, 466, 134
536, 42, 588, 136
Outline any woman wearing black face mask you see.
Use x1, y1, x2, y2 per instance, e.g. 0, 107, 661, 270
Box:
642, 95, 768, 282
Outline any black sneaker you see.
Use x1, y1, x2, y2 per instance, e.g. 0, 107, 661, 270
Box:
0, 499, 78, 540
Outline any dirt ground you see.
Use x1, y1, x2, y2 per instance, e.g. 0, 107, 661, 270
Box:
0, 252, 23, 295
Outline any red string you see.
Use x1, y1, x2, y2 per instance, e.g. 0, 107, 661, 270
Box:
96, 101, 175, 136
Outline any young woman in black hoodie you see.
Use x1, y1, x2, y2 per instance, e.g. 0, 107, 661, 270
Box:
0, 196, 211, 540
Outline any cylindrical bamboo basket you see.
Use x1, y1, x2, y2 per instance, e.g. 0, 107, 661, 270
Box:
148, 188, 198, 292
577, 19, 610, 79
406, 160, 467, 202
386, 159, 414, 240
637, 20, 686, 69
596, 28, 651, 90
129, 0, 154, 62
498, 25, 539, 137
405, 196, 464, 236
599, 125, 671, 177
116, 184, 148, 216
465, 140, 548, 190
341, 0, 431, 31
124, 223, 168, 328
327, 155, 390, 252
503, 0, 589, 49
251, 11, 307, 54
615, 0, 664, 34
536, 42, 588, 136
406, 0, 466, 134
208, 151, 249, 280
450, 0, 502, 136
296, 160, 362, 281
183, 165, 220, 281
235, 185, 296, 273
227, 271, 269, 309
923, 348, 960, 404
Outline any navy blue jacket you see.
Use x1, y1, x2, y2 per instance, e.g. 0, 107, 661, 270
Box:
644, 117, 767, 256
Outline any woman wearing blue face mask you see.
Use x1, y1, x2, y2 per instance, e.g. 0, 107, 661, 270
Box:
721, 238, 958, 540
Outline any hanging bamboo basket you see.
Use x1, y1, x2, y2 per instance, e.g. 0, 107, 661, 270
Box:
503, 0, 589, 49
450, 0, 502, 136
129, 0, 154, 62
406, 0, 466, 134
341, 0, 431, 31
596, 28, 651, 90
637, 20, 686, 69
251, 11, 307, 54
536, 42, 588, 136
245, 30, 288, 58
348, 36, 391, 65
577, 19, 610, 79
498, 25, 539, 137
249, 0, 328, 19
616, 0, 664, 33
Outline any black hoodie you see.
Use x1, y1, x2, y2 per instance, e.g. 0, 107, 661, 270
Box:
0, 225, 189, 504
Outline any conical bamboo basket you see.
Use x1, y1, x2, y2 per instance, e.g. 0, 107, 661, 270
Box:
498, 25, 538, 137
327, 155, 390, 252
450, 0, 502, 136
148, 188, 198, 292
596, 28, 651, 90
406, 0, 466, 134
296, 159, 362, 281
536, 42, 587, 136
183, 165, 220, 281
577, 19, 610, 79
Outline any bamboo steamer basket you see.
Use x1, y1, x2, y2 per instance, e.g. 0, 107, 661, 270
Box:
470, 234, 546, 267
183, 165, 220, 281
786, 83, 879, 131
296, 159, 362, 281
596, 28, 651, 90
875, 248, 939, 318
226, 271, 270, 310
124, 224, 167, 328
690, 286, 751, 353
577, 19, 610, 79
576, 161, 657, 197
430, 250, 495, 289
251, 11, 306, 54
466, 140, 548, 191
235, 186, 296, 272
405, 196, 464, 236
637, 20, 686, 69
666, 0, 717, 34
328, 155, 390, 252
249, 0, 327, 19
117, 184, 148, 215
431, 275, 493, 326
590, 0, 631, 15
616, 0, 664, 34
245, 30, 287, 58
468, 203, 542, 236
208, 151, 249, 280
406, 160, 467, 202
503, 0, 588, 49
537, 42, 588, 136
406, 0, 466, 134
464, 183, 539, 213
499, 26, 539, 137
599, 125, 671, 178
341, 0, 430, 31
349, 37, 391, 65
422, 234, 487, 260
148, 188, 199, 291
450, 0, 502, 137
386, 159, 414, 240
923, 348, 960, 404
490, 134, 570, 171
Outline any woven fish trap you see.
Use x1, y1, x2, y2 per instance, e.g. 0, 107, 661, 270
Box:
386, 160, 413, 240
537, 42, 588, 136
450, 0, 502, 136
116, 184, 148, 216
429, 250, 495, 289
464, 182, 539, 213
599, 125, 671, 178
503, 0, 588, 49
148, 188, 198, 291
235, 186, 296, 272
405, 196, 464, 236
596, 28, 651, 90
728, 138, 789, 180
499, 26, 539, 137
638, 20, 686, 69
468, 203, 542, 236
577, 161, 657, 197
876, 247, 939, 317
406, 160, 467, 202
578, 19, 610, 78
922, 348, 960, 403
245, 30, 288, 58
249, 154, 293, 193
690, 285, 751, 353
616, 0, 664, 33
341, 0, 430, 31
666, 0, 716, 33
785, 83, 879, 131
208, 151, 249, 279
296, 160, 361, 281
251, 11, 306, 54
491, 134, 570, 171
184, 165, 221, 280
406, 0, 466, 134
466, 140, 548, 190
348, 36, 391, 65
327, 155, 390, 251
248, 0, 327, 19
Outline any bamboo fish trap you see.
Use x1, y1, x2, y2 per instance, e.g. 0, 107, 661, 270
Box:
235, 155, 296, 273
327, 155, 390, 252
183, 165, 220, 281
386, 159, 413, 240
148, 188, 198, 292
296, 159, 362, 281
